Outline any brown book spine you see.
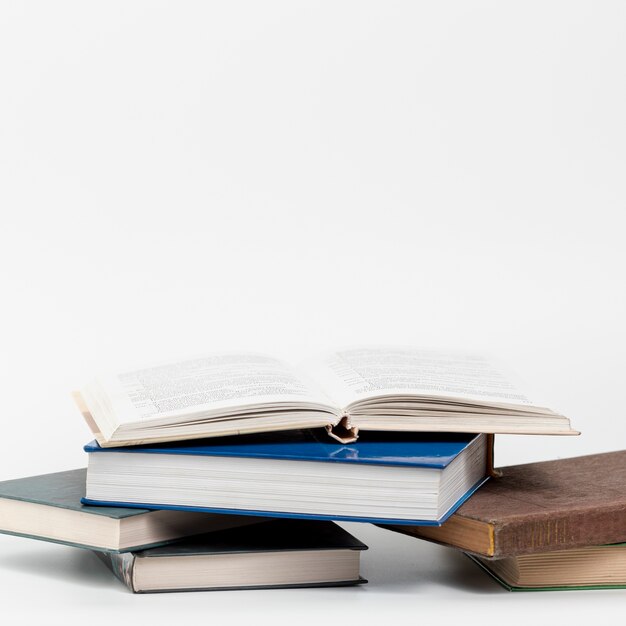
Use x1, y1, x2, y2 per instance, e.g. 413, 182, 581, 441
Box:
493, 504, 626, 557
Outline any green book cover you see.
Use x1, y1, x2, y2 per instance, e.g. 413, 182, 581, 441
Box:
0, 468, 148, 517
0, 468, 260, 552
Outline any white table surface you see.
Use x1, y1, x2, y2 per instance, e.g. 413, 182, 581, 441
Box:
1, 2, 624, 623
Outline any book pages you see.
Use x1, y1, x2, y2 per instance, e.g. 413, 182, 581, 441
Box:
87, 353, 333, 427
303, 348, 536, 409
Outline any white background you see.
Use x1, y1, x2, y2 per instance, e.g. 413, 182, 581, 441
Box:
1, 1, 625, 624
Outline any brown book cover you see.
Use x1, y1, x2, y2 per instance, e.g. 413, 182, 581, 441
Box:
380, 450, 626, 558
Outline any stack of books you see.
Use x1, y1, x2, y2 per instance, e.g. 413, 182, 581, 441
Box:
2, 348, 623, 593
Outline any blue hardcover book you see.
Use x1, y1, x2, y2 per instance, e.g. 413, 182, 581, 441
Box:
83, 431, 492, 525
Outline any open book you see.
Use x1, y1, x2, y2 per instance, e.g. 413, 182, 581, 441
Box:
75, 348, 577, 447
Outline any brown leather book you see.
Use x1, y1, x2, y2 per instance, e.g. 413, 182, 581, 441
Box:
380, 450, 626, 558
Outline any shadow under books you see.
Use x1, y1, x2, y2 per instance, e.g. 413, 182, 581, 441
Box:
433, 550, 502, 594
365, 541, 500, 595
0, 545, 116, 589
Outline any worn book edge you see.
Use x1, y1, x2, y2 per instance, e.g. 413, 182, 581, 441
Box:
73, 391, 107, 447
377, 516, 495, 557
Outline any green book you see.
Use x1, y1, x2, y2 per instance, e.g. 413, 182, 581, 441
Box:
0, 468, 261, 552
94, 518, 368, 593
466, 544, 626, 591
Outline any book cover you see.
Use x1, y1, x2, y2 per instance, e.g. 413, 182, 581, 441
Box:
84, 428, 482, 468
380, 450, 626, 557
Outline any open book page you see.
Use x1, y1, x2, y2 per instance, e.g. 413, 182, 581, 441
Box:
83, 353, 338, 433
301, 348, 541, 411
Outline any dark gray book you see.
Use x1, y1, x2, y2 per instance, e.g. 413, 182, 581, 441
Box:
0, 468, 261, 552
95, 519, 368, 593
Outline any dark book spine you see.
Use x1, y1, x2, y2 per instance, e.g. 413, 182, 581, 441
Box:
494, 505, 626, 557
